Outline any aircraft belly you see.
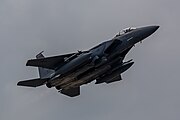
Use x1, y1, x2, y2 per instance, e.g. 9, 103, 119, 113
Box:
61, 65, 111, 89
53, 77, 74, 86
50, 64, 94, 88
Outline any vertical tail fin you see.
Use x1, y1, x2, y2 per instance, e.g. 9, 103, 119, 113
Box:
36, 51, 54, 78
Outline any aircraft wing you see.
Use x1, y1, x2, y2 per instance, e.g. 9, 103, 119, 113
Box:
26, 53, 75, 70
60, 87, 80, 97
105, 74, 122, 83
96, 74, 122, 84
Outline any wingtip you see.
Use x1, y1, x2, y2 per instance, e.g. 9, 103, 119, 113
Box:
17, 81, 20, 86
17, 81, 25, 86
26, 60, 31, 66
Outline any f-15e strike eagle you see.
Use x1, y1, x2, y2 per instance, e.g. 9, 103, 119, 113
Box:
17, 25, 159, 97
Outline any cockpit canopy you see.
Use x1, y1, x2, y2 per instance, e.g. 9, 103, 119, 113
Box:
115, 27, 136, 37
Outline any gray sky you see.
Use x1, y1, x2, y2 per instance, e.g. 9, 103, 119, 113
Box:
0, 0, 180, 120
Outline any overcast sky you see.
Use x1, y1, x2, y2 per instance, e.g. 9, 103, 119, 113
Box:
0, 0, 180, 120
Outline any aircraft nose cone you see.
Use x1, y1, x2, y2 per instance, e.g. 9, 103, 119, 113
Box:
142, 25, 160, 37
133, 25, 159, 42
154, 25, 160, 31
146, 25, 159, 34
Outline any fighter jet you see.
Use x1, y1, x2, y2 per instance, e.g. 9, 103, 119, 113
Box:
17, 25, 159, 97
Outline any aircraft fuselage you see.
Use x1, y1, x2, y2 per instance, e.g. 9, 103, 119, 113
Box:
17, 25, 159, 97
47, 26, 159, 90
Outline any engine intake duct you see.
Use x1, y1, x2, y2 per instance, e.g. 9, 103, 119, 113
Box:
95, 61, 134, 84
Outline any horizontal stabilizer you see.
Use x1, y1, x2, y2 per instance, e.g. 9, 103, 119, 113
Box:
26, 53, 75, 69
17, 78, 48, 87
60, 87, 80, 97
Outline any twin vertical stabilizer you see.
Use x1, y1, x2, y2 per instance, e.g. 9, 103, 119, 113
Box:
36, 51, 54, 79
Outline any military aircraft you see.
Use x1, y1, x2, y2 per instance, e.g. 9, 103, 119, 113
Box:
17, 25, 159, 97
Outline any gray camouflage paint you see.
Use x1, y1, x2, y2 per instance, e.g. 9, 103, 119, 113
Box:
0, 0, 179, 120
